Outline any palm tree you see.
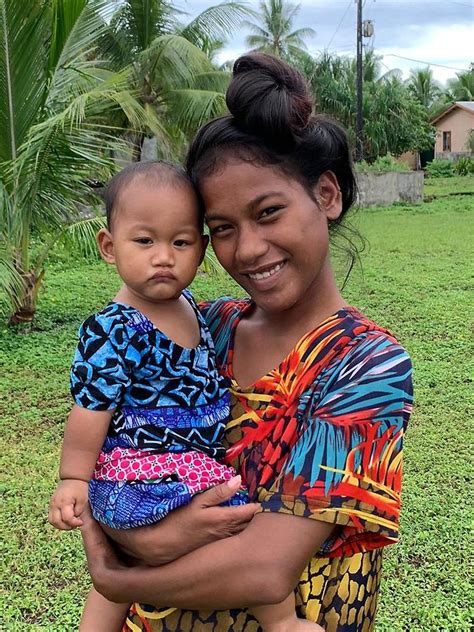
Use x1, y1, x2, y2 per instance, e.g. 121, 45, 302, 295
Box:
0, 0, 251, 325
243, 0, 315, 61
0, 0, 155, 325
100, 0, 250, 160
301, 51, 433, 161
407, 67, 441, 110
446, 64, 474, 101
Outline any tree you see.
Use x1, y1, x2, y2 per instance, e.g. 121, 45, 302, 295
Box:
0, 0, 154, 325
407, 67, 441, 110
446, 64, 474, 101
301, 51, 434, 161
100, 0, 250, 160
243, 0, 315, 61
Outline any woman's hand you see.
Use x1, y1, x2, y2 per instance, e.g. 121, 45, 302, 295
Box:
97, 476, 259, 566
80, 507, 132, 600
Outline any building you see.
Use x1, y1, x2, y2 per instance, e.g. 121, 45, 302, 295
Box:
431, 101, 474, 159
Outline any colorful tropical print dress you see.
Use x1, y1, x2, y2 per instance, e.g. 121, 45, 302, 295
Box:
124, 300, 413, 632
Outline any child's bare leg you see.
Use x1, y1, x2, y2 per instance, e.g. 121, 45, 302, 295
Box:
79, 587, 130, 632
252, 593, 324, 631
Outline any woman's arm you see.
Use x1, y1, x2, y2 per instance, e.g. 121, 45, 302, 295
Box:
82, 509, 333, 609
100, 476, 260, 565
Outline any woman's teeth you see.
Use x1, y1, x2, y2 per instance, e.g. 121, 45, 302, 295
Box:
248, 263, 284, 280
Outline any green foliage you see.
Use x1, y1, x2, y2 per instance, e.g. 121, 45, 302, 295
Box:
454, 157, 474, 176
1, 187, 472, 630
446, 63, 474, 101
243, 0, 315, 61
426, 159, 454, 178
356, 153, 410, 172
0, 0, 249, 325
300, 51, 435, 161
406, 66, 441, 111
465, 129, 474, 153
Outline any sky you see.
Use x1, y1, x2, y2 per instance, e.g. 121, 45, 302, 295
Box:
183, 0, 473, 85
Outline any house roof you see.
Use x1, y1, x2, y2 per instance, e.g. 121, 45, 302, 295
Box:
431, 101, 474, 124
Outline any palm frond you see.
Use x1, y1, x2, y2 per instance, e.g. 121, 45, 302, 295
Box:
168, 89, 227, 133
199, 244, 223, 276
179, 2, 254, 48
142, 34, 215, 90
60, 214, 106, 259
0, 0, 50, 162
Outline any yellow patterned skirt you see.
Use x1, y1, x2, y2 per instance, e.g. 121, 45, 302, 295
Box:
124, 548, 382, 631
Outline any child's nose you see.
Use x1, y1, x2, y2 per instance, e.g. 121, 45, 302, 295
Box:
151, 245, 174, 266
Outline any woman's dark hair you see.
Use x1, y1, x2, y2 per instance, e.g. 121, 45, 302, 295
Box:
185, 53, 361, 280
104, 160, 203, 230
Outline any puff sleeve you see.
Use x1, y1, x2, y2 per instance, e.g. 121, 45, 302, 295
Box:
70, 312, 135, 411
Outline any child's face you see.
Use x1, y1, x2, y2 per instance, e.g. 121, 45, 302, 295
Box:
98, 179, 206, 303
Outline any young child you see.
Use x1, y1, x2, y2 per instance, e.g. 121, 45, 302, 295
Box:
49, 161, 323, 632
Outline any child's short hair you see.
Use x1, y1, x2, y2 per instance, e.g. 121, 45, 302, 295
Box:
104, 161, 203, 230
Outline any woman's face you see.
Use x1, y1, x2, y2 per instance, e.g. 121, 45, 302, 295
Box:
200, 160, 342, 314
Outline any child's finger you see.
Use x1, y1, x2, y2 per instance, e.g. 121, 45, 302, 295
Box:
61, 502, 82, 527
50, 507, 73, 530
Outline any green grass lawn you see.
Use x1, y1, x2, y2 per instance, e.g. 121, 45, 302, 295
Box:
423, 174, 474, 197
1, 189, 473, 630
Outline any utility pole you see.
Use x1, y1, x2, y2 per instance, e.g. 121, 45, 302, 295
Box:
356, 0, 363, 161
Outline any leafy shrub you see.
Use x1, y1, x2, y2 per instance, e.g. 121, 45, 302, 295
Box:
356, 154, 410, 172
425, 159, 454, 178
454, 157, 474, 176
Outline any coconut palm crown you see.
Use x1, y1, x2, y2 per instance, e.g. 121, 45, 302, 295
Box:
243, 0, 315, 60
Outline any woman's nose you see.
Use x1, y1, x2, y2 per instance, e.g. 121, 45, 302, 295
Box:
235, 225, 268, 266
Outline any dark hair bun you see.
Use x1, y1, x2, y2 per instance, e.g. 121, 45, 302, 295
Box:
226, 53, 313, 150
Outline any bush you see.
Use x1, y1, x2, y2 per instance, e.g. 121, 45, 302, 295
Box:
454, 156, 474, 176
426, 159, 454, 178
356, 153, 410, 172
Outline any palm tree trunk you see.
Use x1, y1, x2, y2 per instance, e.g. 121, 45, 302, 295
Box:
131, 131, 145, 162
8, 269, 43, 325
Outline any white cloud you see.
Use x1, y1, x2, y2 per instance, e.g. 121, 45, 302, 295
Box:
376, 23, 472, 83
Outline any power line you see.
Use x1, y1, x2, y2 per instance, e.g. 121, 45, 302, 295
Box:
326, 0, 353, 50
383, 53, 468, 72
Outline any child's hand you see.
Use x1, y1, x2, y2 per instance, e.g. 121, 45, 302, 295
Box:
48, 479, 89, 530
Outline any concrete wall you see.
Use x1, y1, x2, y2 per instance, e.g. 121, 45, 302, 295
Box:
356, 171, 424, 206
435, 108, 474, 156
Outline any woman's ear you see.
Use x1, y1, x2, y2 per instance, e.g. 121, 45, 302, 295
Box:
313, 171, 343, 221
96, 228, 116, 264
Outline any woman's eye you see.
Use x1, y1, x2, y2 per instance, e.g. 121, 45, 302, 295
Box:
259, 206, 281, 219
210, 224, 232, 236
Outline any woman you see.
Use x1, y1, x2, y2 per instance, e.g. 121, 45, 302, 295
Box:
81, 53, 413, 631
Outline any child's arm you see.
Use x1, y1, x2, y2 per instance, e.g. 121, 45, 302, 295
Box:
49, 404, 112, 530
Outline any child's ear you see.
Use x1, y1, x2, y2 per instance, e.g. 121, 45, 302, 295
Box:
96, 228, 115, 264
313, 171, 343, 221
199, 235, 209, 265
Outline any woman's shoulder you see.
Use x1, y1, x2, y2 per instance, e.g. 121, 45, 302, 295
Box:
309, 306, 407, 353
296, 306, 412, 393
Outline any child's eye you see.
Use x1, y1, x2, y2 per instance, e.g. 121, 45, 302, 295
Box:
174, 239, 189, 247
134, 237, 152, 245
